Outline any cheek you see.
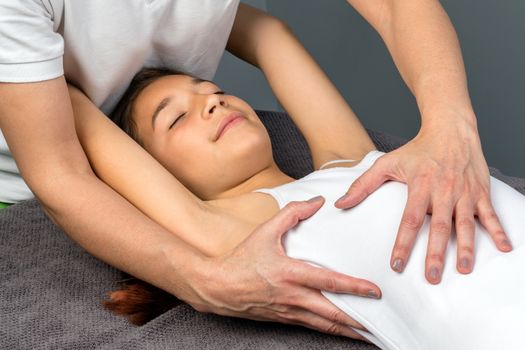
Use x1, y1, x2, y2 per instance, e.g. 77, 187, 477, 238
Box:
155, 132, 216, 188
149, 121, 273, 196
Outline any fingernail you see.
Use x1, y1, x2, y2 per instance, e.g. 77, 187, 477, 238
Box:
335, 194, 350, 206
335, 194, 350, 203
501, 239, 513, 250
460, 257, 470, 270
429, 267, 441, 281
392, 258, 405, 273
307, 195, 324, 203
366, 290, 380, 299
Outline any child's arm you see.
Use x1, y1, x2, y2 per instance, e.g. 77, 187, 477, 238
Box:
68, 85, 239, 256
227, 4, 377, 169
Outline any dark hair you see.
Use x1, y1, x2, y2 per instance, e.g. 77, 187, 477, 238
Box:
110, 67, 188, 146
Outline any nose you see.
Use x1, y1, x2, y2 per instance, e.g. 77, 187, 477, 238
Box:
203, 93, 227, 119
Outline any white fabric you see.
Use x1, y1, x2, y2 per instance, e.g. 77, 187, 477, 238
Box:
0, 0, 239, 202
257, 150, 525, 350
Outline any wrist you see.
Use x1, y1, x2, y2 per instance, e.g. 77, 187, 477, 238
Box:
420, 106, 479, 138
159, 241, 210, 302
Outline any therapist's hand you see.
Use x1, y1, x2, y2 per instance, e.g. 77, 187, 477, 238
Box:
190, 196, 381, 340
335, 118, 513, 284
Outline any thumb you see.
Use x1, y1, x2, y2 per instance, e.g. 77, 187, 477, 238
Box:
266, 196, 325, 241
335, 160, 389, 209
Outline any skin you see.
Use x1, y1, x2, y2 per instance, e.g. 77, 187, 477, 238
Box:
69, 80, 378, 341
0, 0, 511, 340
342, 0, 512, 283
73, 73, 384, 340
0, 4, 377, 340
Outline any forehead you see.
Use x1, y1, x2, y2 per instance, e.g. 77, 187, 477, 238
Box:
140, 74, 193, 100
133, 74, 191, 119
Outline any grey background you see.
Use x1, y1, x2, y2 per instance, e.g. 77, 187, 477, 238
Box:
215, 0, 525, 178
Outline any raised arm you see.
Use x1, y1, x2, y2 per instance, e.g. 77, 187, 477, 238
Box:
227, 4, 376, 169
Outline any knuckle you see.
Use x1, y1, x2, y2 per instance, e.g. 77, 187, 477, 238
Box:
325, 323, 343, 336
329, 309, 347, 324
443, 170, 458, 184
492, 230, 507, 239
279, 292, 300, 307
431, 221, 452, 235
393, 245, 410, 259
401, 214, 423, 231
484, 210, 499, 222
324, 277, 338, 292
478, 187, 491, 199
351, 177, 364, 191
285, 201, 302, 212
427, 254, 444, 265
459, 246, 474, 256
278, 308, 298, 322
277, 304, 293, 315
456, 217, 475, 231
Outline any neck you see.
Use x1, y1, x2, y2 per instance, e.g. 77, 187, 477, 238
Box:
212, 164, 294, 200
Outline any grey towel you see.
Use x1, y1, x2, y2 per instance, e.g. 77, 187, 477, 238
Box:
1, 111, 523, 350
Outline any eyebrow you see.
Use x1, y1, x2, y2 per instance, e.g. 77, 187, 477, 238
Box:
192, 77, 212, 85
151, 97, 172, 130
150, 77, 212, 129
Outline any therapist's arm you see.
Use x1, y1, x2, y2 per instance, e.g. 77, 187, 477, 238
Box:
338, 0, 512, 283
0, 77, 210, 305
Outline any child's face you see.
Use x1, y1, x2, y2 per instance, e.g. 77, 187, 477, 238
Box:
131, 74, 274, 199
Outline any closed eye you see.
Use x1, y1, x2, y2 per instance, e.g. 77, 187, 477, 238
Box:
168, 91, 224, 130
169, 112, 186, 129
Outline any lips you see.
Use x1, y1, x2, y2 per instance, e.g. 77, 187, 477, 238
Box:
214, 112, 245, 141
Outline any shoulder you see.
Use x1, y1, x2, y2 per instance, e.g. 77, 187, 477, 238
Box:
0, 0, 64, 83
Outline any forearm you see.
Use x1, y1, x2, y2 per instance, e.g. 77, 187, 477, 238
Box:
40, 169, 206, 301
373, 0, 477, 126
0, 78, 207, 303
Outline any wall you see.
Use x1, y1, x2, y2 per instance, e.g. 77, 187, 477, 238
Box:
215, 0, 525, 177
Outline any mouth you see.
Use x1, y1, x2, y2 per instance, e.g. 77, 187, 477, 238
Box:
214, 112, 245, 141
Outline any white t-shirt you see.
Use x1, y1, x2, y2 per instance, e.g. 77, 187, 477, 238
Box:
0, 0, 240, 203
258, 150, 525, 350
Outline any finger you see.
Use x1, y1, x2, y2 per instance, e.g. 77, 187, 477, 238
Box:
275, 306, 368, 340
265, 197, 326, 241
294, 312, 368, 341
454, 197, 476, 274
285, 261, 382, 299
476, 196, 513, 252
390, 190, 430, 273
335, 159, 390, 209
425, 199, 455, 284
227, 305, 367, 340
285, 288, 367, 331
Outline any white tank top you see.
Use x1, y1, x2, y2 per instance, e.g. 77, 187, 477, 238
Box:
257, 150, 525, 350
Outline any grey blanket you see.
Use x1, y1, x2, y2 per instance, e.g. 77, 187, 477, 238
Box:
1, 111, 524, 350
